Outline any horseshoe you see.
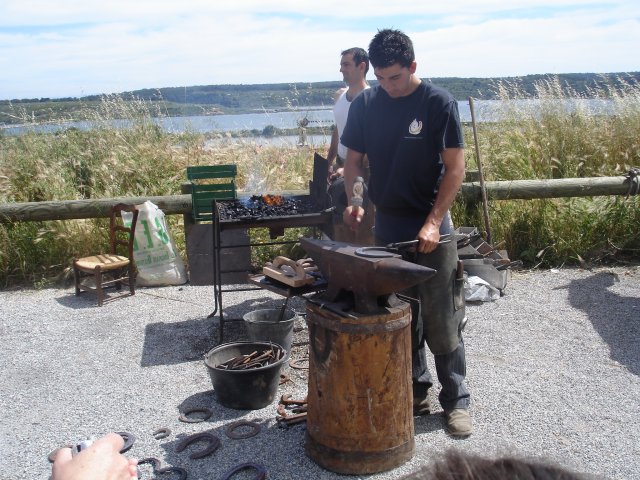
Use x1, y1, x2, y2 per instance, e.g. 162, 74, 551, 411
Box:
116, 432, 136, 453
178, 407, 213, 423
155, 466, 188, 480
152, 427, 172, 440
137, 457, 162, 470
138, 458, 187, 480
289, 357, 309, 370
225, 420, 262, 440
220, 462, 267, 480
175, 432, 221, 459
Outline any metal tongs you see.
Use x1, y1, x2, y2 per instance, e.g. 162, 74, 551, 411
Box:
386, 234, 452, 250
354, 234, 452, 258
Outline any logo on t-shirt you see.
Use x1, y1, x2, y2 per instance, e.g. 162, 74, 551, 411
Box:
409, 118, 423, 135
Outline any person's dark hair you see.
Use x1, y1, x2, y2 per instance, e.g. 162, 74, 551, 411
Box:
400, 449, 587, 480
341, 47, 369, 75
368, 28, 415, 69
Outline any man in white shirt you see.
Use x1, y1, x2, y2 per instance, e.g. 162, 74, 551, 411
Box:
327, 47, 370, 180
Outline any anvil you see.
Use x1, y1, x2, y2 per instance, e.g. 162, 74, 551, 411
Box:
300, 237, 437, 314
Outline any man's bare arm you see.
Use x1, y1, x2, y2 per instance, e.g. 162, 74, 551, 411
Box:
417, 147, 465, 252
327, 128, 338, 167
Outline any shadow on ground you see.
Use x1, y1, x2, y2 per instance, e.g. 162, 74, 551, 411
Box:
566, 271, 640, 376
140, 295, 298, 367
413, 413, 445, 436
55, 289, 134, 309
141, 316, 218, 367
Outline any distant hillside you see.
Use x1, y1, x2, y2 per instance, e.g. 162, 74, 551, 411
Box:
110, 72, 640, 112
428, 72, 640, 101
2, 72, 638, 125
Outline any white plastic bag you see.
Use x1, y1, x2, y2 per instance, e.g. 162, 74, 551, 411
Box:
122, 201, 187, 286
464, 275, 500, 302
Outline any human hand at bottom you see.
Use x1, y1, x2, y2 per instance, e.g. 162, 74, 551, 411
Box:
52, 433, 138, 480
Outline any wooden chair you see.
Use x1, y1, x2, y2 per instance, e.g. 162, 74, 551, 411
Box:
73, 203, 139, 306
186, 164, 237, 222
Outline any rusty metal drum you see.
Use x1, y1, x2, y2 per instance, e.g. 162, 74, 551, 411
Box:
304, 300, 414, 474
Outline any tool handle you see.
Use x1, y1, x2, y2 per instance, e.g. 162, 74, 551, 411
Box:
270, 256, 307, 279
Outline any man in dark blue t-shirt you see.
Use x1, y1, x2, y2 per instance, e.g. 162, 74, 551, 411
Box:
342, 28, 472, 437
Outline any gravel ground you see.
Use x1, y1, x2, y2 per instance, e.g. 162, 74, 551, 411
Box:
1, 266, 639, 480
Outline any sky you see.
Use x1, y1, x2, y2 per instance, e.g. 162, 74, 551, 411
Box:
1, 1, 639, 100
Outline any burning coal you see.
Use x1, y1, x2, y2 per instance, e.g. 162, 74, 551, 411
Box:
216, 195, 318, 220
261, 194, 284, 206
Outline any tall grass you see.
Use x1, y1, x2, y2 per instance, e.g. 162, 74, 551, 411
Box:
481, 75, 640, 179
464, 74, 640, 266
1, 77, 639, 287
0, 95, 317, 286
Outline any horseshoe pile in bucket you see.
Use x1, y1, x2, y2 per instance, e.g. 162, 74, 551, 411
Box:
215, 346, 285, 370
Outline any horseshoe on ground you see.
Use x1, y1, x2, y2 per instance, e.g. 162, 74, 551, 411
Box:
220, 462, 267, 480
137, 457, 162, 470
175, 431, 221, 459
155, 466, 188, 480
289, 357, 309, 369
152, 427, 172, 440
225, 420, 262, 440
178, 407, 213, 423
116, 431, 136, 453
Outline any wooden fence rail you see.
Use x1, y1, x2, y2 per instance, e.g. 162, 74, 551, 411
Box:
0, 195, 192, 223
0, 176, 636, 223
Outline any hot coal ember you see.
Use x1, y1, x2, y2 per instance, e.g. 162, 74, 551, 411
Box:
261, 194, 284, 206
217, 195, 318, 220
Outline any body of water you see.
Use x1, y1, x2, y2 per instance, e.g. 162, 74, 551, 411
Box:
0, 99, 614, 136
1, 107, 336, 136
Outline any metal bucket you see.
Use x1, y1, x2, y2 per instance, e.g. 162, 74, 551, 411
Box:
204, 341, 287, 410
463, 258, 511, 291
243, 308, 296, 353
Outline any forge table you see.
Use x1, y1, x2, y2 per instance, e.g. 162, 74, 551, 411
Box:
209, 198, 332, 343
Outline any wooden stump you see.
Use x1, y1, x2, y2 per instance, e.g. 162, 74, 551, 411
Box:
304, 300, 414, 474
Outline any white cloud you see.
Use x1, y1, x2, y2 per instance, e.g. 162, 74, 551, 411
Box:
415, 12, 640, 78
0, 0, 624, 25
0, 0, 638, 99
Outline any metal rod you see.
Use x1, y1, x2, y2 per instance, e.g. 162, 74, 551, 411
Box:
386, 234, 452, 249
468, 96, 493, 245
277, 297, 290, 323
306, 297, 358, 320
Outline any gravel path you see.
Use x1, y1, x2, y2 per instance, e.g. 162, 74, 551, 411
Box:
1, 266, 638, 480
